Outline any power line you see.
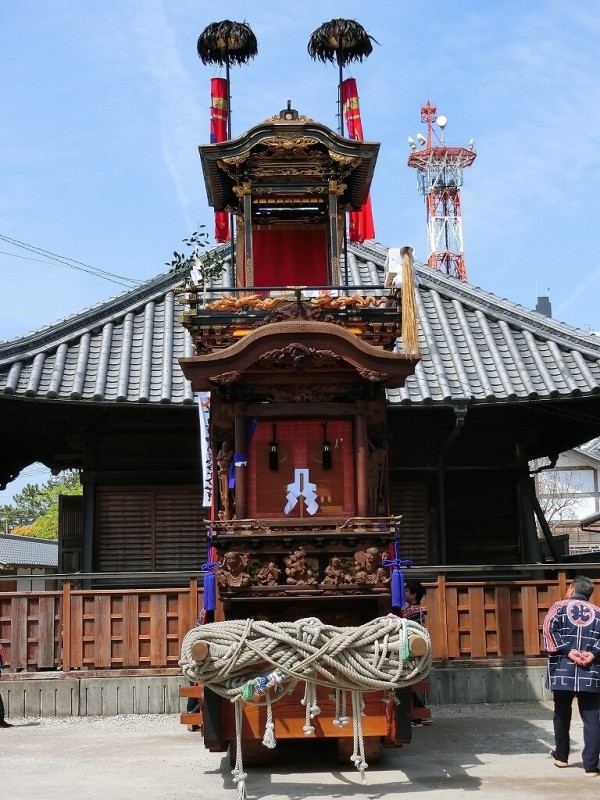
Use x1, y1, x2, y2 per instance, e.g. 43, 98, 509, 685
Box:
0, 234, 144, 289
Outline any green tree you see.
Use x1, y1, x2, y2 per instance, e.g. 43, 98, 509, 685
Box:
1, 471, 81, 540
167, 226, 226, 304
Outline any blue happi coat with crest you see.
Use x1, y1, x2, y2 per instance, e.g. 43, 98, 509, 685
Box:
543, 593, 600, 693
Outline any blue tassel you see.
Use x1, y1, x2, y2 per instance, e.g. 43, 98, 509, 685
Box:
203, 570, 216, 612
391, 568, 405, 609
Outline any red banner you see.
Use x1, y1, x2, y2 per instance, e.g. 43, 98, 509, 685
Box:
210, 78, 230, 243
342, 78, 375, 243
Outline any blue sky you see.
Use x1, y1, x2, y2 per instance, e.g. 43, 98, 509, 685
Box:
2, 0, 600, 503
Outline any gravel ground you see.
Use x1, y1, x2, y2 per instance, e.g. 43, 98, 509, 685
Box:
1, 702, 595, 800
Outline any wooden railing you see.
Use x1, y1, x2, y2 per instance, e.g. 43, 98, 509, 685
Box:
0, 571, 596, 671
427, 574, 571, 661
1, 578, 202, 671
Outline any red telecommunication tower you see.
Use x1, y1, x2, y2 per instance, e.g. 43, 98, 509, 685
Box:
407, 101, 476, 282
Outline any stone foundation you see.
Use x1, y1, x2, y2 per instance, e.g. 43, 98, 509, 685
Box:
0, 665, 552, 719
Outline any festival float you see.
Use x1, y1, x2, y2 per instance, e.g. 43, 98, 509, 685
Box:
177, 17, 431, 794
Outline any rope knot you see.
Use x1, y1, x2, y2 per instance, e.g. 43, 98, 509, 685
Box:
262, 721, 276, 749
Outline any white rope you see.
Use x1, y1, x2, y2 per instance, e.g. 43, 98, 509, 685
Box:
180, 615, 430, 697
231, 696, 248, 800
262, 691, 276, 749
180, 615, 431, 792
351, 689, 368, 783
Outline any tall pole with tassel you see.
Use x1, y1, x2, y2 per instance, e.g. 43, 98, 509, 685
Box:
308, 18, 376, 283
197, 20, 258, 267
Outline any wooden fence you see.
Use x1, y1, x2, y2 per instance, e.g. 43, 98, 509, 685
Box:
0, 572, 589, 671
0, 579, 202, 671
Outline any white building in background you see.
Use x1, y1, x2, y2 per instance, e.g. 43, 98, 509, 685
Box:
534, 437, 600, 553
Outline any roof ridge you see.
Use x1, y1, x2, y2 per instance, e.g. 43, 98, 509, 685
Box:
0, 532, 58, 544
0, 269, 186, 363
415, 264, 600, 356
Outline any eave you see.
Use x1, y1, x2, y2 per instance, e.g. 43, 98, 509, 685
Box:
179, 320, 417, 393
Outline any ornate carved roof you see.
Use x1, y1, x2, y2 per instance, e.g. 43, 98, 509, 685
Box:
200, 117, 379, 211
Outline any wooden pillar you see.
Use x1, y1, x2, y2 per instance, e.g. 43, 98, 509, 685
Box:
240, 182, 253, 288
61, 580, 71, 672
355, 411, 368, 516
328, 180, 341, 286
188, 577, 198, 631
234, 410, 247, 519
80, 437, 96, 589
518, 477, 545, 562
434, 574, 449, 661
235, 212, 245, 287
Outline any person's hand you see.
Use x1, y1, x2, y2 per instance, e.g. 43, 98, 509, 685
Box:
569, 650, 594, 667
577, 651, 595, 667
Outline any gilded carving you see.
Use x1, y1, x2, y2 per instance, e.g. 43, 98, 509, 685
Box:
263, 113, 314, 124
206, 294, 291, 312
328, 151, 361, 168
219, 153, 250, 167
328, 180, 347, 196
251, 165, 324, 179
309, 294, 388, 310
260, 136, 320, 151
233, 181, 252, 197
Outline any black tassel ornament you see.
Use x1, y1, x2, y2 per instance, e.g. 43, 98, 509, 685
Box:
268, 423, 279, 471
321, 422, 332, 470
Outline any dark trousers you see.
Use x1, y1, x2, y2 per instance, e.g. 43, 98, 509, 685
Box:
553, 690, 600, 770
0, 691, 4, 721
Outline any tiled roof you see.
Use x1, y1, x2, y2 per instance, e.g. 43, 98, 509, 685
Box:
1, 243, 600, 407
578, 437, 600, 461
0, 534, 58, 569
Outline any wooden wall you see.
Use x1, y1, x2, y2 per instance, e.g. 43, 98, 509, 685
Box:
94, 486, 208, 573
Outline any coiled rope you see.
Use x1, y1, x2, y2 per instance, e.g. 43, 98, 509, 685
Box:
180, 615, 431, 797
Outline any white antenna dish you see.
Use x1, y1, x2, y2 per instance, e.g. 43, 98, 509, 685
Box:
407, 136, 417, 149
436, 115, 447, 129
416, 133, 427, 145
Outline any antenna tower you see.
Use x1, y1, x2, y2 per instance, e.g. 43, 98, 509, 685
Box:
407, 101, 476, 281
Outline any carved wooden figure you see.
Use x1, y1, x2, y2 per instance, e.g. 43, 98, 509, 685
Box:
218, 550, 251, 588
284, 548, 318, 585
322, 556, 349, 585
353, 546, 389, 585
257, 560, 280, 586
217, 440, 234, 520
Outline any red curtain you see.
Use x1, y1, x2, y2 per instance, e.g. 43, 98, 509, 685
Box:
342, 78, 375, 243
210, 77, 230, 243
252, 228, 328, 287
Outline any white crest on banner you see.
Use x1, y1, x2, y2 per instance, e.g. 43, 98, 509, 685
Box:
284, 468, 319, 515
197, 392, 212, 507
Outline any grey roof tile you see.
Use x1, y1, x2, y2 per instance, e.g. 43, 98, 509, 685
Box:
2, 245, 600, 407
0, 534, 58, 568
